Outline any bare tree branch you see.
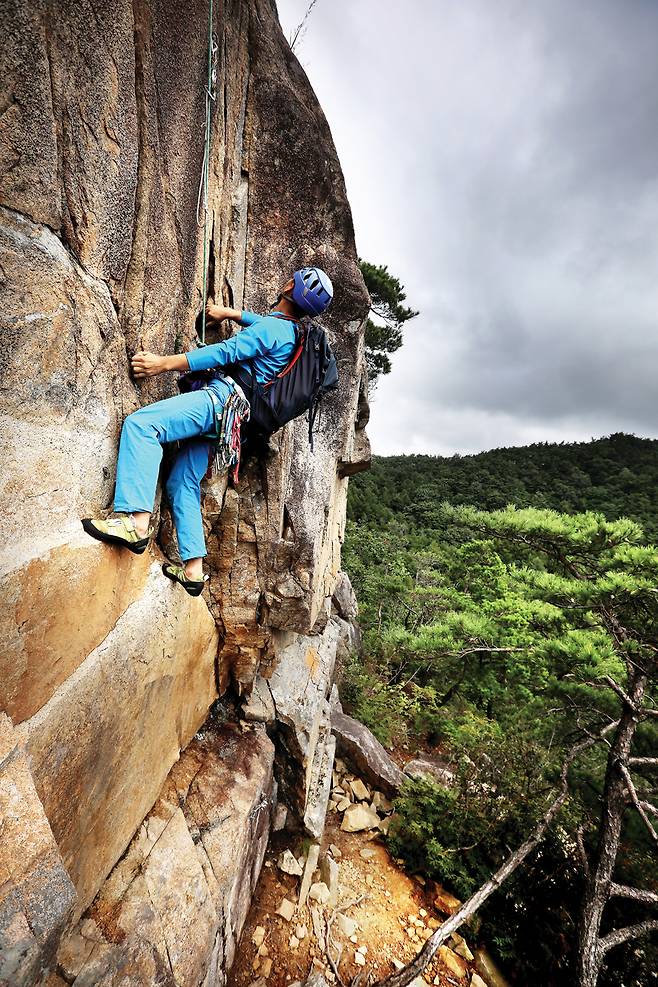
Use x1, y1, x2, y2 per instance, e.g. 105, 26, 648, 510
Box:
599, 918, 658, 956
289, 0, 320, 52
619, 762, 658, 845
325, 894, 367, 987
629, 757, 658, 769
603, 675, 638, 710
609, 884, 658, 906
371, 733, 599, 987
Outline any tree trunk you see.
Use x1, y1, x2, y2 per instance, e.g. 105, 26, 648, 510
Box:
577, 669, 647, 987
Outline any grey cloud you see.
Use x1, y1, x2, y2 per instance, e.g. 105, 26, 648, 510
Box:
277, 0, 658, 454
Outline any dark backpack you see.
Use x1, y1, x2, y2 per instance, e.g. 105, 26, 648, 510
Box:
225, 320, 339, 448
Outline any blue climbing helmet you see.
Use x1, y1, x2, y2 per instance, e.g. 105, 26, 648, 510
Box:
290, 267, 333, 317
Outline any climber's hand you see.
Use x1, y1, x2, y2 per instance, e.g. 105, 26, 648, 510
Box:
206, 302, 226, 322
131, 351, 165, 378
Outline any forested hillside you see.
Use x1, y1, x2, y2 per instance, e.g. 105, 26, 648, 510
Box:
348, 433, 658, 541
343, 433, 658, 986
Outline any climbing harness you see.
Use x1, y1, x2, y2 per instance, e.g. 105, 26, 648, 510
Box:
196, 0, 219, 346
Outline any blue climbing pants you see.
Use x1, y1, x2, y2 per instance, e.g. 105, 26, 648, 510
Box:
113, 378, 232, 560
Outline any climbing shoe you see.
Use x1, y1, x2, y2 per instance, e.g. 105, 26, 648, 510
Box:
162, 563, 208, 597
81, 514, 152, 554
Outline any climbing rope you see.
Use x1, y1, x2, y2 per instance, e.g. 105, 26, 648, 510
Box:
196, 0, 218, 346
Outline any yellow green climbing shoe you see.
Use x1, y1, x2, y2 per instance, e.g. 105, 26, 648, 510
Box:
81, 514, 152, 554
162, 563, 208, 597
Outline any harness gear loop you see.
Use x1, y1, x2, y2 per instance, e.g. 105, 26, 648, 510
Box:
196, 0, 218, 346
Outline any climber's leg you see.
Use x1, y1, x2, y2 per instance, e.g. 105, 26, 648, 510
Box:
114, 390, 216, 514
82, 389, 216, 551
165, 438, 214, 566
162, 379, 234, 591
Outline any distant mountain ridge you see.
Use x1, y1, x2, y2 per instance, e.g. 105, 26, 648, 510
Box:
348, 432, 658, 541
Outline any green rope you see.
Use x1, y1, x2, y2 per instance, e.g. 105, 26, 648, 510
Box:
198, 0, 217, 346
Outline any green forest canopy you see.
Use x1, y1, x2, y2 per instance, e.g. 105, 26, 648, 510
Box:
348, 432, 658, 542
343, 433, 658, 987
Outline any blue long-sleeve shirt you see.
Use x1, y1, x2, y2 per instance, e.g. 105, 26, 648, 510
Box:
185, 311, 296, 385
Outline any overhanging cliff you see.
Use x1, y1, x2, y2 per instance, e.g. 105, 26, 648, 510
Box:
0, 0, 370, 983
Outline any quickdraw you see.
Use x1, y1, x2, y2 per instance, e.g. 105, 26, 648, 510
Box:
206, 387, 251, 484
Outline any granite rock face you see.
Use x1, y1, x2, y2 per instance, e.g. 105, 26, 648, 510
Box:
2, 0, 368, 982
0, 715, 76, 987
56, 721, 275, 987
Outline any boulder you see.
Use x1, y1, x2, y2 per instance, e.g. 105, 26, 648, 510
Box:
329, 682, 343, 716
438, 945, 469, 979
298, 844, 321, 907
276, 899, 296, 922
350, 778, 371, 801
319, 854, 340, 906
340, 803, 381, 833
434, 889, 463, 916
336, 913, 358, 938
1, 0, 370, 979
242, 675, 276, 724
331, 710, 406, 799
278, 850, 304, 877
372, 791, 395, 813
308, 882, 331, 905
403, 757, 455, 788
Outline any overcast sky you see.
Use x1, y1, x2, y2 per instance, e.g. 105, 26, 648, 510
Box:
276, 0, 658, 456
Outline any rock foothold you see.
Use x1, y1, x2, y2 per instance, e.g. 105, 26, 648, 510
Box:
340, 803, 381, 832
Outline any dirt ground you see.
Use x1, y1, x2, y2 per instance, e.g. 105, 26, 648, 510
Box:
228, 809, 482, 987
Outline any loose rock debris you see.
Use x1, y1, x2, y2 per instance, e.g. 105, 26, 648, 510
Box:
228, 758, 493, 987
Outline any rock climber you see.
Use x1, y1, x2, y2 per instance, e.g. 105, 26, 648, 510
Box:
82, 267, 333, 596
